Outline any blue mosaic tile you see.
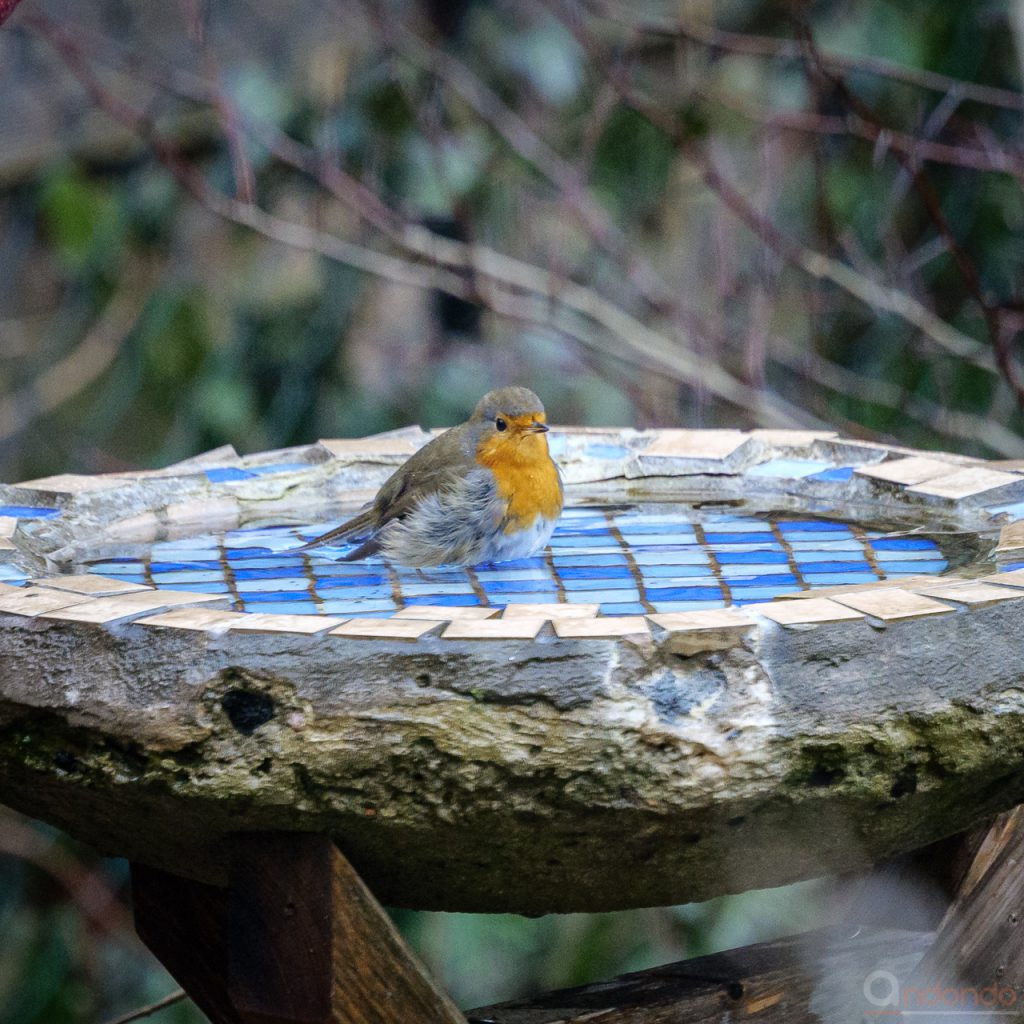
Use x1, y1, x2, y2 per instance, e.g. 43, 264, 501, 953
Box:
778, 521, 851, 533
808, 466, 855, 482
638, 565, 716, 579
868, 537, 938, 551
803, 572, 878, 585
559, 587, 643, 604
731, 586, 803, 601
600, 602, 648, 614
157, 581, 231, 593
717, 550, 790, 565
243, 589, 315, 602
878, 560, 948, 574
986, 500, 1024, 520
562, 576, 640, 592
747, 459, 834, 479
698, 519, 775, 532
401, 583, 483, 596
797, 561, 873, 573
705, 532, 777, 545
651, 599, 728, 612
236, 578, 312, 594
205, 467, 256, 482
0, 505, 61, 519
483, 580, 559, 594
153, 571, 228, 584
876, 548, 946, 565
403, 594, 481, 606
646, 586, 723, 602
632, 550, 710, 566
557, 566, 634, 580
250, 600, 323, 615
552, 554, 630, 568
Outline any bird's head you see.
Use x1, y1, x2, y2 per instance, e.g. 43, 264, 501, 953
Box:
470, 386, 550, 467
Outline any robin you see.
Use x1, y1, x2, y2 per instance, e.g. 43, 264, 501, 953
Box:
300, 386, 563, 567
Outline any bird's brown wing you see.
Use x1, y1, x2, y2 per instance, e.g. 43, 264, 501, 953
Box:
299, 424, 475, 552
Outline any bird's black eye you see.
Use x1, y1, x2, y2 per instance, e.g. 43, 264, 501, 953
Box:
495, 417, 508, 431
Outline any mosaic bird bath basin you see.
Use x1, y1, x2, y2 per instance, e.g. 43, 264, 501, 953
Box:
3, 426, 1024, 914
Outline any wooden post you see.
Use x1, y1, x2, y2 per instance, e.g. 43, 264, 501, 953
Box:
132, 864, 245, 1024
908, 806, 1024, 993
132, 834, 464, 1024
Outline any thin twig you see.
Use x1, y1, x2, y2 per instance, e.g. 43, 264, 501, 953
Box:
596, 2, 1024, 114
101, 990, 188, 1024
702, 87, 1024, 181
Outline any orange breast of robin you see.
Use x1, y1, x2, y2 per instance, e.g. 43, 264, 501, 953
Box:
476, 426, 562, 532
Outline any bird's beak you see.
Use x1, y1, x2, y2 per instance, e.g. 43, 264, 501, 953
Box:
528, 420, 549, 434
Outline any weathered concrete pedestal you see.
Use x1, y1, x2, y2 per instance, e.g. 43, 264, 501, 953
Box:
3, 426, 1024, 1019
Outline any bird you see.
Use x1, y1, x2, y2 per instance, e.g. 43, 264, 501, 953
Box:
300, 386, 563, 567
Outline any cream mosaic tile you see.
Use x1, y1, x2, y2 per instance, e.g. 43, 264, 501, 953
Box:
638, 429, 747, 461
907, 467, 1021, 500
830, 589, 954, 621
749, 598, 865, 626
0, 588, 96, 617
229, 614, 345, 635
855, 457, 960, 486
393, 605, 499, 621
41, 590, 224, 625
331, 618, 444, 640
648, 608, 754, 653
502, 603, 599, 620
983, 569, 1024, 588
136, 608, 244, 631
319, 437, 419, 457
36, 574, 150, 596
553, 616, 650, 639
441, 617, 546, 640
911, 582, 1024, 608
649, 608, 754, 632
785, 576, 934, 599
13, 474, 120, 493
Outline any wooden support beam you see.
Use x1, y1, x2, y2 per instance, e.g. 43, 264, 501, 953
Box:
227, 833, 464, 1024
466, 926, 932, 1024
909, 805, 1024, 992
131, 864, 245, 1024
133, 835, 464, 1024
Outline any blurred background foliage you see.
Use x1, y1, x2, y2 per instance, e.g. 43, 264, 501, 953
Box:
2, 0, 1024, 1019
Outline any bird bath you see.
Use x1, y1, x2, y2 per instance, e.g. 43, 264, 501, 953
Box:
5, 426, 1024, 1020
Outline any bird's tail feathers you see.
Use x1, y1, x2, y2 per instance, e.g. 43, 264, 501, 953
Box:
297, 509, 377, 552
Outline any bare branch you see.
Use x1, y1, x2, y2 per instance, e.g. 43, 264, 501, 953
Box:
596, 2, 1024, 114
100, 990, 187, 1024
540, 8, 995, 370
26, 10, 821, 428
